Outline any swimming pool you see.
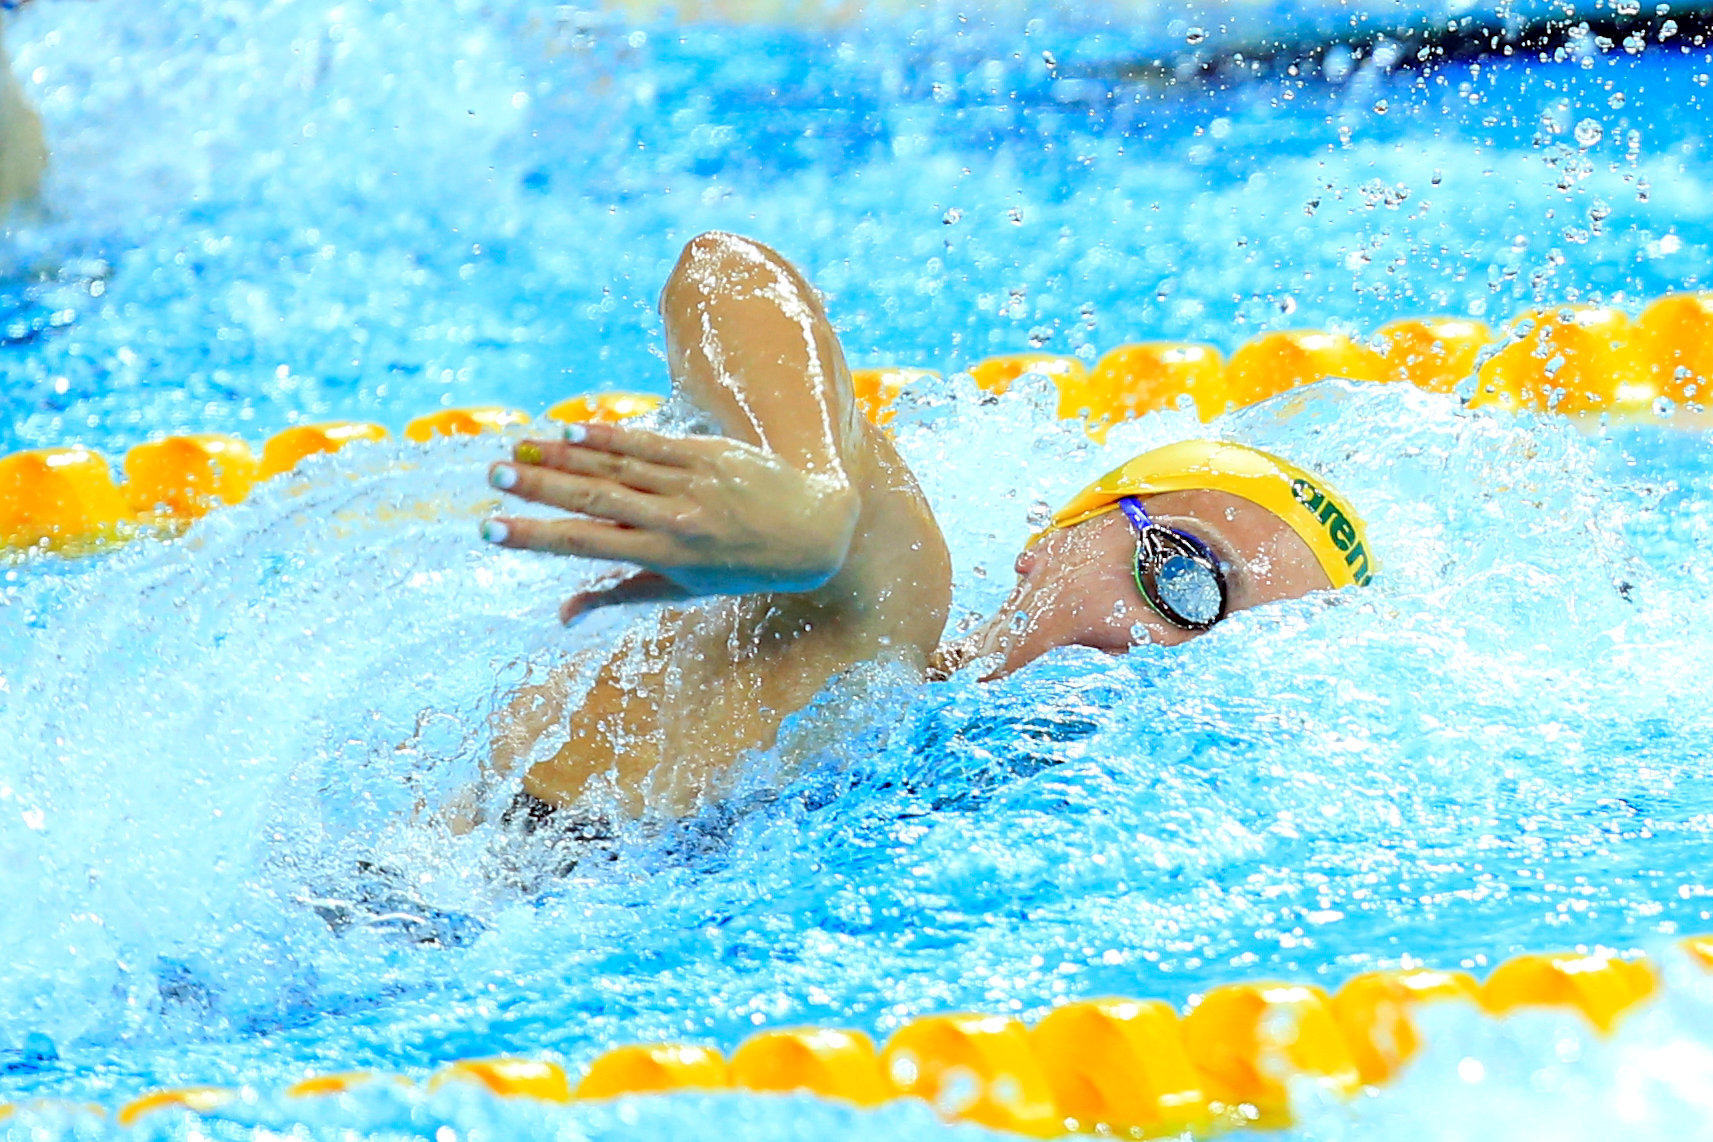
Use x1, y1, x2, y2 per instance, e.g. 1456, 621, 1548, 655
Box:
5, 0, 1713, 1136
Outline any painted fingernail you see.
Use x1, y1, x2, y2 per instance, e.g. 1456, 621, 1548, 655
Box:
480, 519, 509, 544
562, 423, 587, 444
516, 443, 543, 465
489, 464, 518, 490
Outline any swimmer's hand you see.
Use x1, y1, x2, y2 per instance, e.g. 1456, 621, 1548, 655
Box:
484, 423, 861, 609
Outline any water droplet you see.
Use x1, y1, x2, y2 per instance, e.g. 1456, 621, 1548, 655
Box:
942, 208, 962, 225
1660, 19, 1679, 39
1608, 91, 1627, 109
1007, 207, 1025, 225
1373, 99, 1389, 114
1185, 26, 1206, 43
1041, 50, 1057, 69
1574, 118, 1604, 147
1027, 500, 1053, 529
1654, 395, 1677, 418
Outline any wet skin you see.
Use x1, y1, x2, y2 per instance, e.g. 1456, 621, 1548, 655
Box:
479, 232, 1333, 821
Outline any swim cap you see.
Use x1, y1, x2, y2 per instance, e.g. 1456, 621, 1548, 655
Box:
1033, 439, 1376, 588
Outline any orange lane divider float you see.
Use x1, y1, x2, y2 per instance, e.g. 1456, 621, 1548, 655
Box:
6, 290, 1713, 557
1328, 968, 1479, 1085
63, 943, 1710, 1135
259, 421, 391, 480
123, 433, 260, 523
0, 393, 654, 555
1374, 318, 1494, 393
730, 1027, 891, 1106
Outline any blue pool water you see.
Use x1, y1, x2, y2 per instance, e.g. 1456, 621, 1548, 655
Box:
5, 0, 1713, 1137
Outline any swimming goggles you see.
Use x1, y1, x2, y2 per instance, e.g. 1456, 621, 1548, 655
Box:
1117, 497, 1228, 631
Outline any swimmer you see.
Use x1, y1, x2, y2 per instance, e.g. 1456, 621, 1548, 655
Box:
477, 232, 1373, 824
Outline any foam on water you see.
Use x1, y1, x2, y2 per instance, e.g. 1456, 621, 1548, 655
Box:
5, 0, 1713, 1137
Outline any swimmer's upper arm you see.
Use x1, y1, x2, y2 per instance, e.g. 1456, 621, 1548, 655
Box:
659, 232, 862, 480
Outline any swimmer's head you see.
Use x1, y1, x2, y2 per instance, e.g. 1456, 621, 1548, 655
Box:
967, 439, 1374, 679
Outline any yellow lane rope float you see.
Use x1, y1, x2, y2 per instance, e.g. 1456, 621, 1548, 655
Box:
4, 292, 1711, 557
1, 943, 1700, 1135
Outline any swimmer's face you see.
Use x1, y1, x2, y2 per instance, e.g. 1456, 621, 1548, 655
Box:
969, 489, 1333, 680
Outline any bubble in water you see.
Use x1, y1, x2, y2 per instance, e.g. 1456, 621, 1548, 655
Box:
1374, 99, 1390, 114
1026, 499, 1053, 529
1609, 91, 1627, 109
942, 208, 963, 225
1654, 395, 1677, 419
1574, 118, 1605, 147
1616, 0, 1641, 13
1185, 26, 1206, 43
1007, 207, 1025, 225
1661, 19, 1679, 38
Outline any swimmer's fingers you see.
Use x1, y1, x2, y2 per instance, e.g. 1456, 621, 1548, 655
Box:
561, 422, 703, 468
559, 569, 689, 624
483, 516, 674, 564
509, 438, 690, 495
489, 461, 684, 530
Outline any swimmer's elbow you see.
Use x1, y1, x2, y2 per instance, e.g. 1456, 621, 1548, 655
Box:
661, 231, 777, 314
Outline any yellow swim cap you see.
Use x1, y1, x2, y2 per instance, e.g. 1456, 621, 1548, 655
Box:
1034, 439, 1376, 588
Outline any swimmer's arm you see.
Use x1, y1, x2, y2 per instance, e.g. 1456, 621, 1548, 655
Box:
487, 232, 876, 610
